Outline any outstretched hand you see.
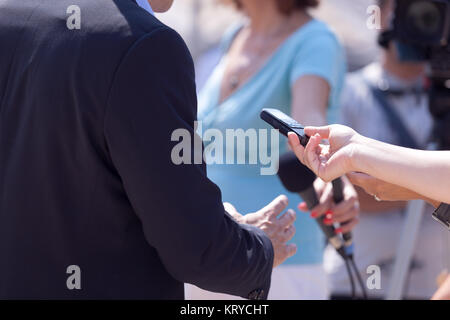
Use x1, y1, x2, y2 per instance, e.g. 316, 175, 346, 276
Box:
288, 124, 359, 182
224, 195, 297, 268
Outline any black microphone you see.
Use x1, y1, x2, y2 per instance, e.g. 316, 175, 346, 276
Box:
331, 178, 354, 257
277, 152, 346, 258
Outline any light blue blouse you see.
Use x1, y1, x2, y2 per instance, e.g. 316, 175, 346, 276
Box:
198, 19, 346, 264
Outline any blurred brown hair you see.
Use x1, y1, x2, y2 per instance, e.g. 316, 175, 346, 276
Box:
226, 0, 319, 15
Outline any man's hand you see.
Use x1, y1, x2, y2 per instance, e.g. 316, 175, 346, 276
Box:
347, 172, 441, 208
298, 177, 360, 234
224, 195, 297, 268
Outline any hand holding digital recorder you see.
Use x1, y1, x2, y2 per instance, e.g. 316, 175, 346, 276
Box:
260, 108, 367, 299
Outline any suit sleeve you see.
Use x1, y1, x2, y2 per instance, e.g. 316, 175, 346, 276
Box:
104, 27, 273, 299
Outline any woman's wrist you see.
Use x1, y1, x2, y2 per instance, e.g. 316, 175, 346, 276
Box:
348, 134, 372, 173
345, 137, 442, 209
421, 196, 441, 209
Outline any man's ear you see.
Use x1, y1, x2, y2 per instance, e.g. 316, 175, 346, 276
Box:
148, 0, 174, 13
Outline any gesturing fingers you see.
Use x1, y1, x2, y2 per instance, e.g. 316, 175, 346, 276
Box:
284, 243, 297, 259
259, 194, 289, 220
277, 209, 296, 229
270, 209, 298, 267
282, 225, 296, 243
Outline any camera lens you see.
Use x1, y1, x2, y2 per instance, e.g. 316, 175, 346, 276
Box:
406, 1, 441, 36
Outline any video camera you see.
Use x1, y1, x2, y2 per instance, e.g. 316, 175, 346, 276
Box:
383, 0, 450, 148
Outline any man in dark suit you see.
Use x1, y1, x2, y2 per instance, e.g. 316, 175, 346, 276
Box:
0, 0, 296, 299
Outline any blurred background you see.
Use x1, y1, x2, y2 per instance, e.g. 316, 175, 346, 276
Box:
156, 0, 379, 89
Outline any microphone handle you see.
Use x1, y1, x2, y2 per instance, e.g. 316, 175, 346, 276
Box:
332, 178, 353, 248
300, 187, 345, 254
331, 178, 344, 202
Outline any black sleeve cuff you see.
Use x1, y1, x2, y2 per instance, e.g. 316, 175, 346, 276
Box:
239, 224, 274, 300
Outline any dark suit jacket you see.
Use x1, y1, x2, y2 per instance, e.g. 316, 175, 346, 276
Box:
0, 0, 273, 299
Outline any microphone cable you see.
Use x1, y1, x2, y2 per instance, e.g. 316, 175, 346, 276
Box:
335, 242, 367, 299
342, 253, 368, 300
332, 178, 367, 300
344, 257, 356, 299
349, 255, 368, 299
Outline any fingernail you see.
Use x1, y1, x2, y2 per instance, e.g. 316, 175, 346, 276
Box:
310, 211, 318, 218
324, 218, 333, 225
335, 228, 343, 234
326, 210, 333, 215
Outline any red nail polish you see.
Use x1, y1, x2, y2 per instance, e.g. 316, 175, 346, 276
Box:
324, 219, 333, 225
335, 228, 343, 234
310, 211, 317, 218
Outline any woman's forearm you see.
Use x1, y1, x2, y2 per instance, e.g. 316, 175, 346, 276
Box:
352, 136, 450, 205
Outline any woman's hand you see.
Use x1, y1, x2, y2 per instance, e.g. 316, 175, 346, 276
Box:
298, 177, 360, 234
289, 124, 450, 206
288, 124, 362, 182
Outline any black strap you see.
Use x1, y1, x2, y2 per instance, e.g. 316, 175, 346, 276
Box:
370, 87, 420, 150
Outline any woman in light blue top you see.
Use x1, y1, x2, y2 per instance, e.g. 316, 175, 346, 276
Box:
192, 0, 358, 299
